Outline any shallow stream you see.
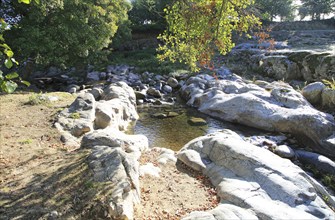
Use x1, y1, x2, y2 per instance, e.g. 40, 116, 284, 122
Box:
130, 99, 269, 151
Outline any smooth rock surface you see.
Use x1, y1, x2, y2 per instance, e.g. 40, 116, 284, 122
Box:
302, 82, 326, 105
181, 75, 335, 158
177, 130, 335, 219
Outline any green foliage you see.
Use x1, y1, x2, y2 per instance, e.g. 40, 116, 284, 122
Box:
69, 112, 81, 119
299, 0, 335, 20
109, 48, 188, 75
6, 0, 131, 68
255, 0, 295, 21
0, 19, 30, 93
19, 138, 33, 144
322, 78, 335, 90
158, 0, 260, 71
129, 0, 171, 28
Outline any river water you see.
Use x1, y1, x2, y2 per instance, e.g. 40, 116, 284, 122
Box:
131, 99, 269, 151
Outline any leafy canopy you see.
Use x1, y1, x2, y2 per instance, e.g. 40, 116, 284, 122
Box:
158, 0, 260, 71
6, 0, 131, 68
254, 0, 294, 21
0, 0, 31, 93
299, 0, 335, 20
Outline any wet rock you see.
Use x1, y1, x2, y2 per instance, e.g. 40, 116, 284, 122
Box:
151, 113, 167, 119
147, 87, 162, 98
302, 82, 326, 105
188, 117, 207, 126
153, 99, 163, 105
166, 112, 179, 117
177, 130, 335, 219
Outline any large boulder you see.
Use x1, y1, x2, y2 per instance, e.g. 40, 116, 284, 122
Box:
302, 82, 326, 105
56, 93, 96, 138
181, 75, 335, 158
259, 55, 301, 80
178, 130, 335, 219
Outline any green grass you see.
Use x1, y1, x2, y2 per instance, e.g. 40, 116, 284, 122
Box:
69, 112, 81, 119
108, 48, 189, 75
26, 93, 51, 106
19, 139, 33, 145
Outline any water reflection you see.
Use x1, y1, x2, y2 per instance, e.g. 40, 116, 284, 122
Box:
130, 104, 266, 151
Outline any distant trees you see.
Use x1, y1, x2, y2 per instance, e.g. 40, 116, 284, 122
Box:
129, 0, 172, 29
3, 0, 131, 68
254, 0, 295, 21
299, 0, 335, 20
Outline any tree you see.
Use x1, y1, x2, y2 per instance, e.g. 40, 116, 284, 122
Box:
254, 0, 294, 21
129, 0, 172, 27
158, 0, 260, 71
4, 0, 131, 69
299, 0, 335, 20
0, 0, 32, 93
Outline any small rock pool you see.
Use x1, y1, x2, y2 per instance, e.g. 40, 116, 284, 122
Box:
129, 100, 268, 151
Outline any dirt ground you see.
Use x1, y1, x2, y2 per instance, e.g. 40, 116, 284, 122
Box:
0, 92, 218, 220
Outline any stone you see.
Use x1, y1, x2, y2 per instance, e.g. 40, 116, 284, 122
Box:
147, 87, 162, 98
87, 146, 141, 220
188, 117, 207, 126
274, 145, 295, 159
153, 99, 163, 105
67, 84, 80, 94
89, 88, 104, 100
167, 77, 179, 88
321, 88, 335, 109
177, 130, 335, 219
182, 203, 258, 220
135, 91, 146, 100
181, 76, 335, 158
46, 66, 60, 77
94, 99, 134, 130
302, 82, 326, 105
156, 148, 177, 165
56, 93, 96, 138
151, 113, 167, 119
296, 150, 335, 176
71, 122, 92, 137
81, 128, 148, 154
139, 163, 161, 177
259, 55, 301, 80
167, 112, 179, 117
87, 71, 101, 81
163, 85, 173, 93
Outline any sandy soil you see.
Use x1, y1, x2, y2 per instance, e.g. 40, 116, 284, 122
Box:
0, 92, 218, 220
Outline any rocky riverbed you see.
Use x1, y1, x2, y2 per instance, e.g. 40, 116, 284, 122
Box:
51, 57, 335, 219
